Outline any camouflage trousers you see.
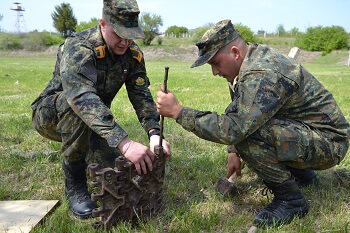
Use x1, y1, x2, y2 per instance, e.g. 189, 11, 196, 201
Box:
235, 117, 349, 183
32, 93, 122, 167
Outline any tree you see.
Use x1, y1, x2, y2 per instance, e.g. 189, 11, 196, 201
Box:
140, 12, 163, 45
51, 3, 77, 37
289, 27, 299, 37
276, 24, 286, 36
75, 18, 99, 32
295, 26, 348, 54
165, 25, 188, 37
192, 23, 213, 42
234, 23, 260, 43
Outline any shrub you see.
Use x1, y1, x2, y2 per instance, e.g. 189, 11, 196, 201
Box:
192, 25, 211, 42
0, 33, 23, 50
156, 36, 163, 45
0, 32, 64, 51
295, 26, 348, 54
22, 31, 64, 51
234, 23, 261, 43
192, 23, 260, 44
76, 18, 99, 32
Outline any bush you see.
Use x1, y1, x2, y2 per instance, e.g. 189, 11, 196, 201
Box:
192, 25, 211, 42
0, 32, 64, 51
234, 23, 261, 43
192, 23, 261, 44
0, 33, 23, 50
295, 26, 348, 54
76, 18, 99, 32
156, 36, 163, 45
23, 32, 63, 50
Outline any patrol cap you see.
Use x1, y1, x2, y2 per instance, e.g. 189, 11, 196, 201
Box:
191, 19, 240, 68
103, 0, 145, 39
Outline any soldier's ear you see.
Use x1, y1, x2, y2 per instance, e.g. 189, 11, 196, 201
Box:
230, 46, 240, 60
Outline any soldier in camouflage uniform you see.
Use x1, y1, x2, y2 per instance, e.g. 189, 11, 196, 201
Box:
156, 20, 349, 227
31, 0, 170, 219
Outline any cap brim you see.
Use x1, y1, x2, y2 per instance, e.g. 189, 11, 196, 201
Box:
190, 48, 219, 68
112, 22, 145, 40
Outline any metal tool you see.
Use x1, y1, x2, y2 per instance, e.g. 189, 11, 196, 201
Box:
158, 66, 169, 148
216, 172, 239, 197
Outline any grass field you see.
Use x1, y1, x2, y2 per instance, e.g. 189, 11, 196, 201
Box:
0, 43, 349, 232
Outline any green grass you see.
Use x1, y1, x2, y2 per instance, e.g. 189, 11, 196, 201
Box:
0, 45, 350, 232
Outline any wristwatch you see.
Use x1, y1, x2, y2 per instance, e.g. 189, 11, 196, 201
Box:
148, 129, 161, 140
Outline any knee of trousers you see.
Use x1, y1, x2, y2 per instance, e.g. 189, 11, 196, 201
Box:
32, 94, 61, 142
234, 118, 314, 182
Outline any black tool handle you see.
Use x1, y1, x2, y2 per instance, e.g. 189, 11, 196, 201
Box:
159, 67, 169, 147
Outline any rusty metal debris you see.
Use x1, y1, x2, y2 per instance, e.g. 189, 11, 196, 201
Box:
88, 145, 166, 230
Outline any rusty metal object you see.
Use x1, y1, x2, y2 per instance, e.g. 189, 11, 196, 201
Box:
216, 172, 238, 197
88, 145, 166, 229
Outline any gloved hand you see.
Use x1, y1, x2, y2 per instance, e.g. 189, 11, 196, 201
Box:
149, 135, 171, 160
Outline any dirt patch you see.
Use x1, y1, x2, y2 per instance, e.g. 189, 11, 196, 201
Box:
0, 46, 59, 57
297, 50, 322, 63
0, 45, 324, 64
270, 46, 322, 64
142, 44, 197, 62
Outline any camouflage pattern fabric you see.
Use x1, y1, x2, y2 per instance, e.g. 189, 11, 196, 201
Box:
177, 43, 350, 183
31, 26, 159, 164
191, 19, 240, 68
103, 0, 144, 39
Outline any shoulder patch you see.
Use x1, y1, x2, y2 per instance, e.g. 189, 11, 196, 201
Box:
95, 45, 106, 59
130, 47, 143, 63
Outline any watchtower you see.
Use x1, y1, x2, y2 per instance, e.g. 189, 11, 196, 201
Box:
10, 2, 27, 33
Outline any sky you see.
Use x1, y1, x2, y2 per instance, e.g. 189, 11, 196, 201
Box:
0, 0, 349, 34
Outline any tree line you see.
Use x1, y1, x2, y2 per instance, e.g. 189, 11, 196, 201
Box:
0, 3, 348, 54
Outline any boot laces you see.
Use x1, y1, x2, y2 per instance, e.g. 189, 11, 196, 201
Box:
262, 186, 273, 202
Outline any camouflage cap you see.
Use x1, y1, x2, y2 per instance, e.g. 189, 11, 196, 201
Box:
191, 19, 240, 68
103, 0, 145, 39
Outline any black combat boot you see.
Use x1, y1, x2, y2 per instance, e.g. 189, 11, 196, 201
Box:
287, 167, 317, 187
62, 160, 96, 219
254, 177, 309, 227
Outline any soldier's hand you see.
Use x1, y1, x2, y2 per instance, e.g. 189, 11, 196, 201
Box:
149, 135, 171, 160
156, 87, 183, 119
227, 152, 243, 179
118, 137, 154, 175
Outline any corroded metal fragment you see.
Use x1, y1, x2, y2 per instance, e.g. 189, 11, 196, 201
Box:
88, 145, 166, 229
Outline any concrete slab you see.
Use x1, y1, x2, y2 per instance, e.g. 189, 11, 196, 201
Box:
0, 200, 59, 233
288, 47, 301, 59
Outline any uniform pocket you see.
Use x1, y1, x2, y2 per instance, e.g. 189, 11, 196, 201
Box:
275, 122, 312, 162
37, 94, 59, 128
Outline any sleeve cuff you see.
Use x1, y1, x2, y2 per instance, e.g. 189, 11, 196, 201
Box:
143, 120, 160, 133
105, 127, 128, 148
227, 145, 238, 153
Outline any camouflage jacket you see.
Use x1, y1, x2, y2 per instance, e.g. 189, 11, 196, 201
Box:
176, 43, 350, 146
31, 26, 160, 147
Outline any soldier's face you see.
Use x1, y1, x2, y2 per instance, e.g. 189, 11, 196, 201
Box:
101, 19, 133, 55
208, 47, 240, 83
